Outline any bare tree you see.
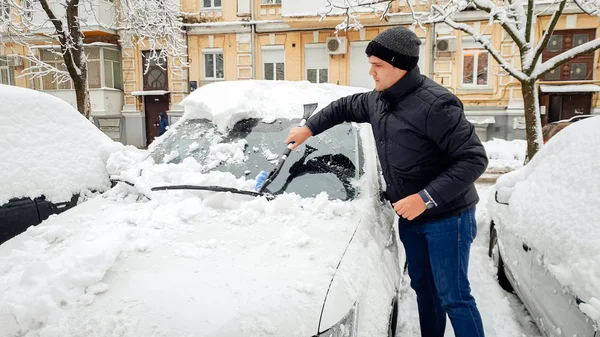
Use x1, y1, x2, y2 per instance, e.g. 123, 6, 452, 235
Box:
117, 0, 189, 76
1, 0, 92, 118
0, 0, 188, 119
321, 0, 600, 160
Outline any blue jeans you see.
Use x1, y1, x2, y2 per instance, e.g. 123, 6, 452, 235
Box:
398, 208, 485, 337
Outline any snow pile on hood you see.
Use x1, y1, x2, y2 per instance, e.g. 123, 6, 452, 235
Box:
0, 150, 372, 336
483, 138, 526, 171
0, 85, 114, 205
492, 116, 600, 318
179, 80, 371, 133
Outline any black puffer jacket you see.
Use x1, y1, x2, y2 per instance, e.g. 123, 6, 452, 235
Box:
306, 67, 488, 223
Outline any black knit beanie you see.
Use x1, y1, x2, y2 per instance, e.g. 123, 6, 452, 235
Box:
365, 26, 421, 71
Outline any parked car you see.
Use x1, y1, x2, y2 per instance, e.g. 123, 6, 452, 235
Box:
488, 115, 600, 337
0, 81, 405, 337
0, 85, 115, 245
542, 114, 594, 143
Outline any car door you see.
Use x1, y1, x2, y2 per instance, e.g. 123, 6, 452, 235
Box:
526, 247, 597, 337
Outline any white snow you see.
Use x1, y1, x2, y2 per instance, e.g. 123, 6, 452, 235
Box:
491, 116, 600, 319
540, 84, 600, 93
179, 80, 370, 133
0, 84, 115, 206
0, 77, 551, 337
482, 138, 527, 171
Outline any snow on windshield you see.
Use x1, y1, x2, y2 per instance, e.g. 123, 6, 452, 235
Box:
491, 116, 600, 319
147, 118, 364, 201
0, 85, 116, 205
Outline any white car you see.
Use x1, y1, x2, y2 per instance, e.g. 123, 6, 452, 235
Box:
0, 84, 116, 244
0, 81, 406, 337
487, 116, 600, 337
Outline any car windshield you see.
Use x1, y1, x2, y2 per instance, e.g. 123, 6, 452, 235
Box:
151, 118, 364, 201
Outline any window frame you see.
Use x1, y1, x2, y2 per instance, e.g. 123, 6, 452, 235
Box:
202, 0, 222, 9
461, 48, 490, 87
202, 48, 224, 80
262, 46, 285, 81
0, 57, 15, 86
304, 43, 329, 84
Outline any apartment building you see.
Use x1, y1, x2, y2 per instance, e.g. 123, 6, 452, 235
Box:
2, 0, 599, 148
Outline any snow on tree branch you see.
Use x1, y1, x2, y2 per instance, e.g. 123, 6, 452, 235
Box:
574, 0, 600, 16
531, 37, 600, 79
118, 0, 189, 75
318, 0, 393, 32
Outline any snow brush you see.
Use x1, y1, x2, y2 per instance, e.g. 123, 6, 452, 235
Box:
255, 102, 318, 193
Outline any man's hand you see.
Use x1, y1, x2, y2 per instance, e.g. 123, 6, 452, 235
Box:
392, 194, 426, 220
285, 125, 313, 150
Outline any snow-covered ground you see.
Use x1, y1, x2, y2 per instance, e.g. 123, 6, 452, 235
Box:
482, 139, 527, 172
396, 183, 542, 337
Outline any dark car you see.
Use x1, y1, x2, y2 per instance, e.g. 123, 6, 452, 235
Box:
0, 85, 114, 245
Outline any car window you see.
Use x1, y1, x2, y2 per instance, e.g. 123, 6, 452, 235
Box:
151, 118, 364, 201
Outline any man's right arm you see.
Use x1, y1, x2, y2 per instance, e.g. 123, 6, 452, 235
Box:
304, 92, 372, 136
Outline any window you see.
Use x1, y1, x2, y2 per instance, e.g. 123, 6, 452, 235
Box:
38, 47, 122, 90
203, 50, 224, 79
305, 44, 328, 83
542, 29, 595, 81
461, 38, 489, 86
262, 46, 284, 81
203, 0, 221, 8
0, 57, 15, 85
39, 49, 73, 90
86, 48, 122, 90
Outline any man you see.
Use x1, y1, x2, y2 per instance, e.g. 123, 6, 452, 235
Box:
286, 26, 488, 337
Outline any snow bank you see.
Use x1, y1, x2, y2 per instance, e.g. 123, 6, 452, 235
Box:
0, 85, 114, 206
483, 138, 527, 171
493, 116, 600, 314
179, 80, 370, 133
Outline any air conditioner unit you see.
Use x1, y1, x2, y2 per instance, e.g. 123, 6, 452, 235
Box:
6, 55, 23, 67
326, 37, 347, 55
436, 38, 457, 52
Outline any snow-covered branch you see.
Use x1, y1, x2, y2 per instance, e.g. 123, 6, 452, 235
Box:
118, 0, 189, 75
574, 0, 600, 16
532, 38, 600, 79
434, 15, 528, 81
318, 0, 393, 31
525, 0, 568, 71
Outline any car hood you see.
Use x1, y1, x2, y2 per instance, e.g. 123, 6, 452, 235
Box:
0, 185, 367, 337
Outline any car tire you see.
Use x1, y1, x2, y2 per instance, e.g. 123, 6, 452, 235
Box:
489, 225, 514, 293
388, 293, 399, 337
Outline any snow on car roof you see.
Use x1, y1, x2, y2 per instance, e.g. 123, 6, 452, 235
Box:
178, 80, 371, 133
0, 85, 115, 206
492, 116, 600, 317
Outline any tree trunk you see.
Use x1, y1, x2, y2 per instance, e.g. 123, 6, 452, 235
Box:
521, 80, 544, 161
73, 75, 91, 119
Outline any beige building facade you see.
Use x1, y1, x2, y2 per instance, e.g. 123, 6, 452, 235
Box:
1, 0, 599, 148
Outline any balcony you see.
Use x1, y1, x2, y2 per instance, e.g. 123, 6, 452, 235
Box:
29, 0, 117, 36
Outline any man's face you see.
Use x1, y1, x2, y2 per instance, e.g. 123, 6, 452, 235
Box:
368, 55, 407, 91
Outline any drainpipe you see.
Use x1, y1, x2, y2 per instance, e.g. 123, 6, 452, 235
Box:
250, 0, 256, 79
428, 7, 435, 79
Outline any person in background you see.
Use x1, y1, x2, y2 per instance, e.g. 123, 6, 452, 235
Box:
155, 112, 169, 136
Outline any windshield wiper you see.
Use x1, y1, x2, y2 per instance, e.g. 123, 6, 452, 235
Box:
151, 185, 275, 200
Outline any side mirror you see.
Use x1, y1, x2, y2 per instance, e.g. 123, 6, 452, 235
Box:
494, 187, 512, 205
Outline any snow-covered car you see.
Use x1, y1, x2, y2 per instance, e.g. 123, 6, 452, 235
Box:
0, 80, 406, 337
487, 116, 600, 337
0, 84, 116, 245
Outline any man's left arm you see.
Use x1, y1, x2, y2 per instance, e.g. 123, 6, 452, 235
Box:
422, 94, 489, 206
